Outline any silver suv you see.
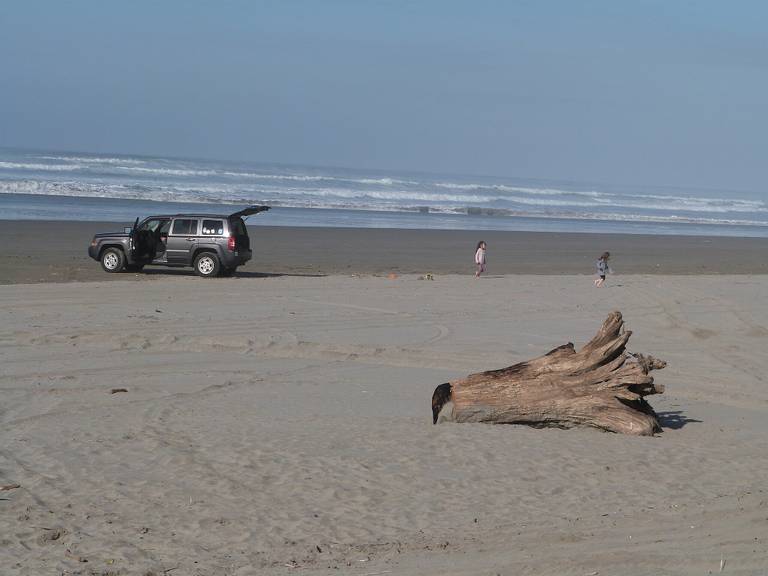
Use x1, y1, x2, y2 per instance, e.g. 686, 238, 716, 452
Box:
88, 205, 269, 277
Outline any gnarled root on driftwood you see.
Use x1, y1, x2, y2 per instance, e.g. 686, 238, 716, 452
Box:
432, 311, 666, 436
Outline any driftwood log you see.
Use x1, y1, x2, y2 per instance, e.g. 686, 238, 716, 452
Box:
432, 311, 666, 435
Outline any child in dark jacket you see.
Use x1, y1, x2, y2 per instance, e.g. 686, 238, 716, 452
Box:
594, 252, 611, 287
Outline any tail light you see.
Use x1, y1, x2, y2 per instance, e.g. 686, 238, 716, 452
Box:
227, 236, 236, 251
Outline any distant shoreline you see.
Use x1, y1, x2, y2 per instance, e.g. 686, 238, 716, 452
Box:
1, 220, 767, 284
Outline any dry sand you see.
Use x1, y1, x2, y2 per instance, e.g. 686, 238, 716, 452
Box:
2, 267, 768, 575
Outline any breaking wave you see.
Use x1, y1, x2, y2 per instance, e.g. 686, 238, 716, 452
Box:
2, 178, 766, 229
37, 155, 147, 165
0, 161, 84, 172
1, 149, 766, 232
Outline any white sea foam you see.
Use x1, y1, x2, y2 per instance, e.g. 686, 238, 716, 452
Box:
0, 161, 85, 172
2, 174, 764, 217
614, 193, 766, 213
435, 181, 766, 213
260, 186, 496, 204
2, 178, 766, 228
253, 185, 767, 214
436, 181, 607, 198
220, 171, 418, 186
0, 179, 156, 200
220, 171, 327, 181
116, 166, 221, 177
2, 146, 766, 232
108, 164, 417, 186
356, 177, 419, 186
37, 155, 146, 165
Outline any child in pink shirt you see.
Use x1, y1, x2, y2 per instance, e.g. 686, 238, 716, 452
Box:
474, 241, 487, 277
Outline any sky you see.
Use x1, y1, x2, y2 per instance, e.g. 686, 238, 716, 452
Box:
0, 0, 766, 193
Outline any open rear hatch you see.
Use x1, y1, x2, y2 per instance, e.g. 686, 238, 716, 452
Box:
228, 206, 269, 252
229, 205, 270, 219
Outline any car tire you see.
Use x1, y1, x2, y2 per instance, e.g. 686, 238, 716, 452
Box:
194, 252, 220, 277
101, 248, 125, 273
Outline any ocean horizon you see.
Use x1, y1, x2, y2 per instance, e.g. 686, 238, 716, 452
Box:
1, 147, 766, 237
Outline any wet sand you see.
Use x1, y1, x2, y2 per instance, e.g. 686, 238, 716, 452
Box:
0, 220, 767, 284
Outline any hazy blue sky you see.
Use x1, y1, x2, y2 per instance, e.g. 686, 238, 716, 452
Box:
1, 1, 765, 192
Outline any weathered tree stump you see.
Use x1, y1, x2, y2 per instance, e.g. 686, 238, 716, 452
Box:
432, 311, 666, 435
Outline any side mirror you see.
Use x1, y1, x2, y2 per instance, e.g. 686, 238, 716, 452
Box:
124, 227, 132, 234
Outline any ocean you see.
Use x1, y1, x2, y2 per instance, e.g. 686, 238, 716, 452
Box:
1, 148, 766, 237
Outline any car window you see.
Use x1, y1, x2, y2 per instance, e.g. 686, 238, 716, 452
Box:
230, 218, 247, 236
171, 219, 198, 235
201, 219, 225, 236
139, 219, 164, 232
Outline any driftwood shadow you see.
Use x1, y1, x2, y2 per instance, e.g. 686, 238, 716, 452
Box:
656, 410, 702, 430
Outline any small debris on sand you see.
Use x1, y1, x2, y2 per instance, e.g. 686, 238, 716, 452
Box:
37, 528, 65, 545
65, 549, 87, 562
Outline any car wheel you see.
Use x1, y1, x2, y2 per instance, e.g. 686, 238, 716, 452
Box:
101, 248, 125, 273
194, 252, 220, 277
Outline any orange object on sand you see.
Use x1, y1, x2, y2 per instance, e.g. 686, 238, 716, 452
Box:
387, 273, 398, 279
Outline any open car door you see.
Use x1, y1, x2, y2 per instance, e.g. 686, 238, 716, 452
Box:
229, 205, 270, 219
131, 217, 167, 263
128, 217, 140, 259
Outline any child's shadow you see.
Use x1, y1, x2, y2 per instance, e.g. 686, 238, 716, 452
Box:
656, 410, 702, 430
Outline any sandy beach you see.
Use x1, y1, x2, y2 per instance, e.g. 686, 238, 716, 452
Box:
1, 226, 768, 575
